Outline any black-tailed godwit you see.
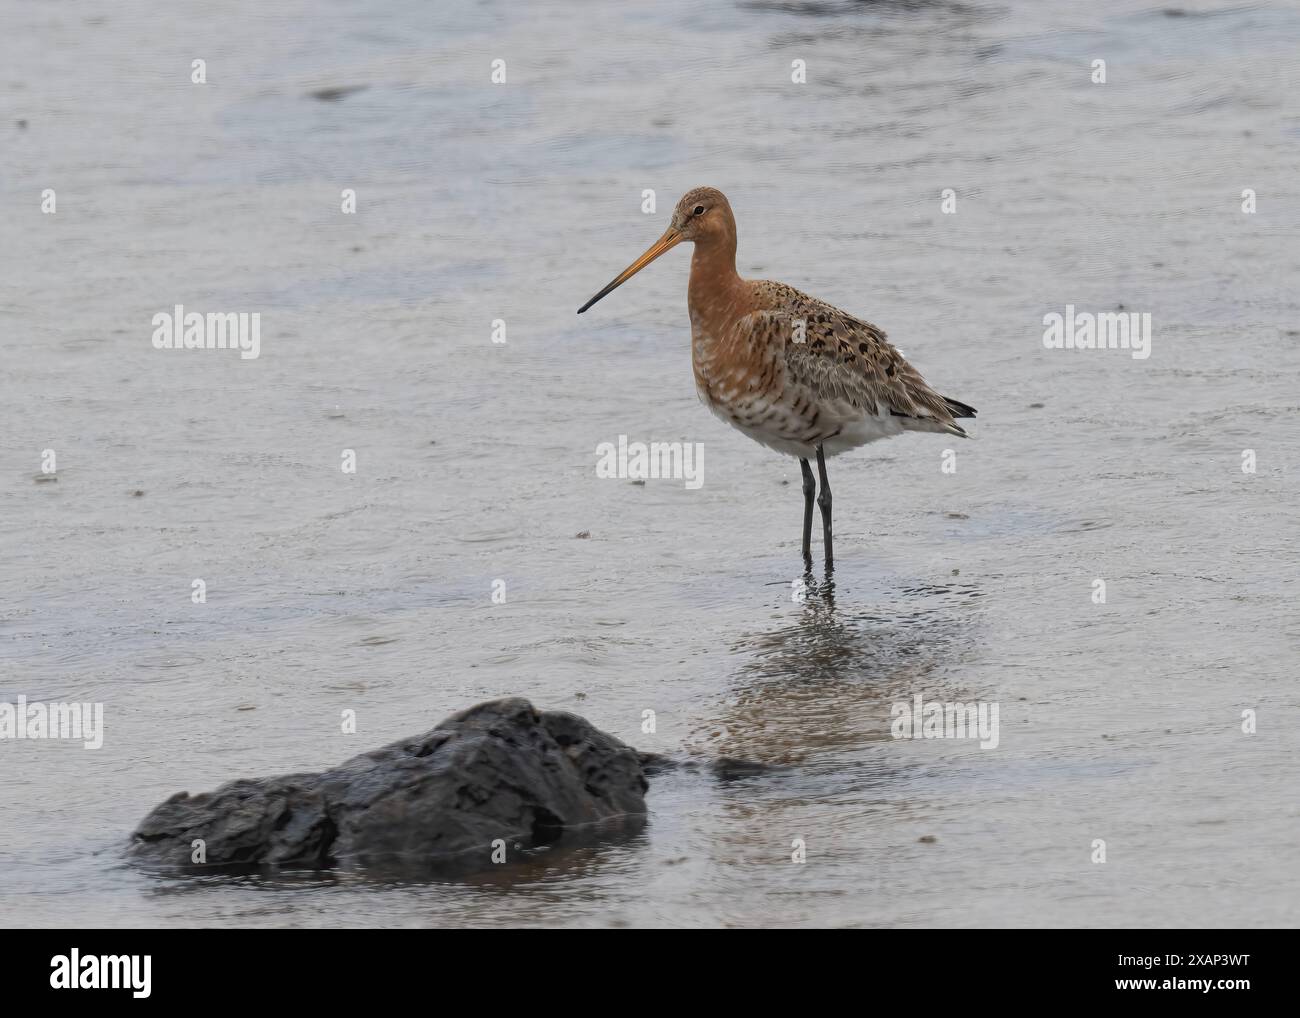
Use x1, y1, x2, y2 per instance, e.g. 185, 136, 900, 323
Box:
578, 186, 976, 567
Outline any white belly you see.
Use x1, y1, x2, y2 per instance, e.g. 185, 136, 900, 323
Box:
698, 386, 910, 460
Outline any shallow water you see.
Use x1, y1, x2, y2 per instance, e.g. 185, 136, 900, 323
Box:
2, 0, 1298, 927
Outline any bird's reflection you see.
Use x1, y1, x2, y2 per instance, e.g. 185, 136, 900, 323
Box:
691, 569, 984, 768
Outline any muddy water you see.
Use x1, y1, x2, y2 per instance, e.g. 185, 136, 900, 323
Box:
2, 0, 1298, 927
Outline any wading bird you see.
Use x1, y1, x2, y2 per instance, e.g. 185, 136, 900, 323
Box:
578, 187, 975, 568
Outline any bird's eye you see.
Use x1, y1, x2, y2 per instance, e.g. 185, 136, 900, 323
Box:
693, 205, 705, 216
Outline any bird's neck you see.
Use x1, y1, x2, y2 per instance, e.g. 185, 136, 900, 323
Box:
688, 234, 744, 314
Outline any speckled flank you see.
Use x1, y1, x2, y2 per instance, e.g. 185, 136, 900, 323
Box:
679, 188, 976, 460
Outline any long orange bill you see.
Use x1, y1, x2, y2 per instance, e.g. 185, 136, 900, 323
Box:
577, 227, 682, 313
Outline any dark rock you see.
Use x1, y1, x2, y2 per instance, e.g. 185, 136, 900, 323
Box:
129, 698, 647, 877
637, 751, 774, 782
307, 84, 369, 102
709, 756, 774, 782
637, 751, 676, 777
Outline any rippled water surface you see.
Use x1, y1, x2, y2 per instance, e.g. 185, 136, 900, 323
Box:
2, 0, 1298, 927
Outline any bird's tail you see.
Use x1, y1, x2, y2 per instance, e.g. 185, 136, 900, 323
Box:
893, 395, 978, 437
944, 396, 977, 419
942, 396, 977, 438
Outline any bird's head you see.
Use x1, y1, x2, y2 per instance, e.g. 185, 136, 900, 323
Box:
669, 186, 734, 243
578, 186, 734, 313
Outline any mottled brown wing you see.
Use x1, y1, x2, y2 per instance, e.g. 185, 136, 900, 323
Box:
740, 295, 958, 427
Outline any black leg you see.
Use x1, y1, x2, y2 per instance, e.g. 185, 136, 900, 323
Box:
816, 444, 833, 568
799, 458, 815, 565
